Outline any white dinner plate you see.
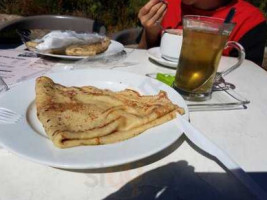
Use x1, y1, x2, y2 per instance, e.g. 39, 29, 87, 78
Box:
34, 40, 124, 60
147, 47, 178, 69
0, 69, 188, 169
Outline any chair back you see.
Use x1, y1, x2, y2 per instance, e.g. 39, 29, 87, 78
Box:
111, 27, 142, 46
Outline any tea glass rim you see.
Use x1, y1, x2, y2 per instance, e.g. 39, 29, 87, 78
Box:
183, 15, 236, 27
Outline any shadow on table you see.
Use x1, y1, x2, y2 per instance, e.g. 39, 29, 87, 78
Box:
102, 135, 266, 200
62, 135, 267, 200
60, 133, 267, 200
104, 160, 264, 200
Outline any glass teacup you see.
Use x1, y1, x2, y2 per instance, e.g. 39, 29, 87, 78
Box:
173, 15, 244, 101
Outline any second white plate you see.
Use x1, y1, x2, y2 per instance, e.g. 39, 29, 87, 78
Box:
35, 40, 124, 60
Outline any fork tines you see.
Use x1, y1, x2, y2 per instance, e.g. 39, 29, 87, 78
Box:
0, 108, 21, 124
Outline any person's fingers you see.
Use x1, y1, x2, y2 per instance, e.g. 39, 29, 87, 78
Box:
153, 9, 167, 29
139, 0, 160, 16
142, 3, 167, 28
150, 4, 167, 25
140, 3, 162, 24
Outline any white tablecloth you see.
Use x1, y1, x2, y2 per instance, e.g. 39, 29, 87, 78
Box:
1, 48, 267, 200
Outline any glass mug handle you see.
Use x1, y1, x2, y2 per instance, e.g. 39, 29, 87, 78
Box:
217, 41, 245, 79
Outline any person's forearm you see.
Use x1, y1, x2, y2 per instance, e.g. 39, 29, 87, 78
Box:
138, 29, 161, 49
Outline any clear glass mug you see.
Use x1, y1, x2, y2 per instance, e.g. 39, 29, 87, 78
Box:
173, 15, 245, 101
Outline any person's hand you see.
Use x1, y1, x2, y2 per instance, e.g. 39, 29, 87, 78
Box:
138, 0, 167, 30
138, 0, 168, 48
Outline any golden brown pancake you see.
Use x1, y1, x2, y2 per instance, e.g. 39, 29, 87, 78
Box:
35, 76, 184, 148
26, 36, 111, 56
65, 37, 111, 56
25, 41, 39, 49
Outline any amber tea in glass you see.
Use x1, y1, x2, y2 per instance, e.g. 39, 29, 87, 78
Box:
174, 16, 235, 101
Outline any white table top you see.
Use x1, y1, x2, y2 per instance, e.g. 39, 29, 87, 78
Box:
1, 48, 267, 200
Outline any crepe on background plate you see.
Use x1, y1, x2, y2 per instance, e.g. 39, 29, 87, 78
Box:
26, 31, 111, 56
35, 76, 184, 148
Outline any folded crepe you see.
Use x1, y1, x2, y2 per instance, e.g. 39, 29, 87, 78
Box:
26, 31, 111, 56
35, 76, 184, 148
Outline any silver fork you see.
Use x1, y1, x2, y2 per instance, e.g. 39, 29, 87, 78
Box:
0, 77, 21, 124
0, 107, 21, 124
